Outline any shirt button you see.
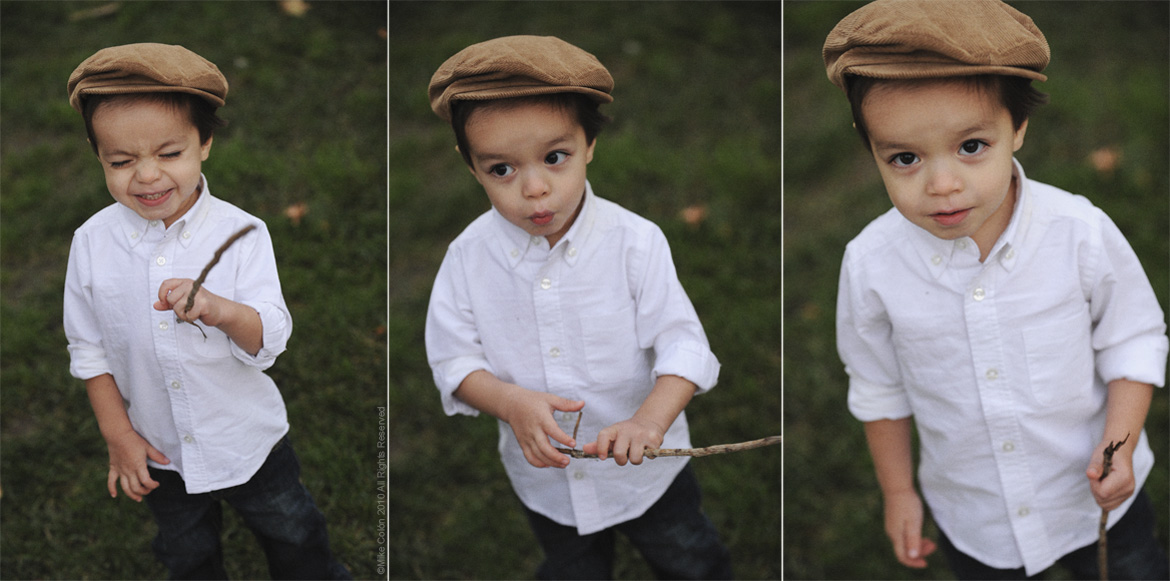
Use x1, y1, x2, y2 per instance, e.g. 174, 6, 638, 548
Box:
183, 434, 194, 444
986, 368, 999, 380
1002, 441, 1014, 452
540, 278, 552, 290
131, 232, 140, 239
972, 287, 986, 301
957, 240, 968, 250
149, 220, 159, 228
1018, 506, 1030, 517
1005, 248, 1015, 260
530, 237, 541, 246
156, 256, 166, 266
510, 248, 519, 258
159, 321, 169, 331
170, 381, 181, 390
549, 347, 561, 358
567, 247, 578, 257
931, 255, 942, 265
573, 471, 585, 480
182, 231, 192, 240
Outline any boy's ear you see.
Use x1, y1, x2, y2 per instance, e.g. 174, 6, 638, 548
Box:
585, 137, 596, 164
200, 135, 214, 161
1012, 119, 1029, 152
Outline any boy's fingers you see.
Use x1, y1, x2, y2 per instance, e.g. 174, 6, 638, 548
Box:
146, 446, 171, 465
107, 470, 119, 498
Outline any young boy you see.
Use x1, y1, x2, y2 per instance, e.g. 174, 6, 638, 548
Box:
826, 1, 1169, 578
63, 43, 349, 580
424, 35, 733, 579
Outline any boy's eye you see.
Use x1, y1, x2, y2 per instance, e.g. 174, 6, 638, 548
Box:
161, 151, 182, 159
545, 151, 568, 165
890, 152, 919, 168
958, 139, 987, 156
109, 160, 130, 169
488, 164, 515, 178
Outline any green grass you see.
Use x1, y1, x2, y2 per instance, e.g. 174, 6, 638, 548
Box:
784, 1, 1169, 579
1, 1, 387, 579
390, 2, 780, 579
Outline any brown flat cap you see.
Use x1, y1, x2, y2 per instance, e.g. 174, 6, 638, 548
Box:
68, 43, 228, 113
429, 35, 613, 122
824, 0, 1049, 93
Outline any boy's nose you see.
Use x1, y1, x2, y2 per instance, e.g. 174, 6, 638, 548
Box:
925, 161, 962, 196
135, 161, 161, 183
521, 170, 550, 199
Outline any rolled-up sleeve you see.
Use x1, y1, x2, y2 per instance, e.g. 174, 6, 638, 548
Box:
229, 222, 292, 370
64, 232, 111, 381
425, 248, 490, 416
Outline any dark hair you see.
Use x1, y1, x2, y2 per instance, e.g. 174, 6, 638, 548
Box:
82, 92, 227, 155
450, 93, 610, 167
845, 74, 1048, 152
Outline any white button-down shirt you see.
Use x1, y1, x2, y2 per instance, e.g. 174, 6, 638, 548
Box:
65, 177, 292, 494
426, 182, 720, 535
837, 160, 1168, 574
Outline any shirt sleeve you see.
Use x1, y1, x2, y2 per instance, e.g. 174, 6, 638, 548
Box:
632, 225, 720, 393
64, 231, 113, 381
1086, 210, 1169, 387
425, 247, 490, 416
227, 221, 292, 370
836, 249, 914, 422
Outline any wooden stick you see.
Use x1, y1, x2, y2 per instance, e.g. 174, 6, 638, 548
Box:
555, 435, 781, 460
178, 225, 257, 338
1098, 432, 1129, 581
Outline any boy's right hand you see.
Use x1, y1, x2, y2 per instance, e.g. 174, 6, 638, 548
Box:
501, 388, 585, 469
104, 427, 170, 502
883, 488, 937, 569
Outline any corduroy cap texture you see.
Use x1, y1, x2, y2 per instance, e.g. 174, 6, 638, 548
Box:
68, 43, 228, 113
823, 0, 1049, 93
429, 35, 613, 122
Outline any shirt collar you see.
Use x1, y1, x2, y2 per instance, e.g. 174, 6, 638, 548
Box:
119, 174, 213, 248
910, 158, 1030, 278
495, 180, 596, 269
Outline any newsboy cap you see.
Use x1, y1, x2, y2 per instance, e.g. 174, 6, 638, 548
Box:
823, 0, 1049, 93
429, 35, 613, 122
68, 43, 228, 113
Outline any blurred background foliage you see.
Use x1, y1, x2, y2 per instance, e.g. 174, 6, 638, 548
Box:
1, 1, 387, 578
785, 1, 1168, 579
390, 1, 780, 579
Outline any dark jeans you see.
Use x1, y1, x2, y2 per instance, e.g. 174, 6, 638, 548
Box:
522, 464, 734, 580
144, 436, 351, 580
938, 489, 1169, 580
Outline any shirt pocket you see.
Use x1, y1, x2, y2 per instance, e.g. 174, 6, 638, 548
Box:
1020, 308, 1094, 406
184, 321, 233, 358
579, 302, 653, 386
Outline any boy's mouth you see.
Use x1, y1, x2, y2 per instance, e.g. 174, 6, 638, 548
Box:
134, 188, 173, 207
931, 208, 971, 227
529, 211, 555, 226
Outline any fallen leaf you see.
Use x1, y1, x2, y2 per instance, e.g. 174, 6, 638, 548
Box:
279, 0, 310, 17
1088, 146, 1121, 175
680, 204, 708, 226
285, 202, 309, 226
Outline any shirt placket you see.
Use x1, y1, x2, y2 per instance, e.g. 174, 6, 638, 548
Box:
963, 263, 1051, 570
148, 225, 201, 485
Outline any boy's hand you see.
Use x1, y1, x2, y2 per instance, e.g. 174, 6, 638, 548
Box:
582, 417, 666, 466
154, 278, 225, 326
883, 488, 937, 569
104, 427, 170, 502
501, 389, 584, 469
1086, 439, 1136, 511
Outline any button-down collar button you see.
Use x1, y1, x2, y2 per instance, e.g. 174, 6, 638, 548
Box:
540, 278, 552, 290
131, 232, 140, 239
510, 248, 519, 258
931, 254, 942, 265
973, 287, 986, 301
567, 247, 578, 257
182, 231, 192, 240
1005, 248, 1015, 260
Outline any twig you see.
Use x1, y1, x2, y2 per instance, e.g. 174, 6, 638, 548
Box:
555, 435, 781, 460
1098, 432, 1129, 581
178, 224, 257, 338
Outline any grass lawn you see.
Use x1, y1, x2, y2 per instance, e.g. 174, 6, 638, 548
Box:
1, 1, 387, 579
389, 1, 780, 579
785, 1, 1169, 579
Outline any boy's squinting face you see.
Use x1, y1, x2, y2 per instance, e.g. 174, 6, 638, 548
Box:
91, 99, 211, 228
463, 100, 594, 248
862, 80, 1027, 259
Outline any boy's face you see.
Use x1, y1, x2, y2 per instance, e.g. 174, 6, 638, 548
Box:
91, 98, 211, 228
463, 100, 595, 248
862, 79, 1027, 256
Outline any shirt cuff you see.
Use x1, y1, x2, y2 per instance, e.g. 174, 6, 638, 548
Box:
433, 355, 492, 416
67, 343, 111, 381
652, 340, 720, 394
1096, 334, 1169, 388
847, 375, 913, 422
231, 301, 290, 369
